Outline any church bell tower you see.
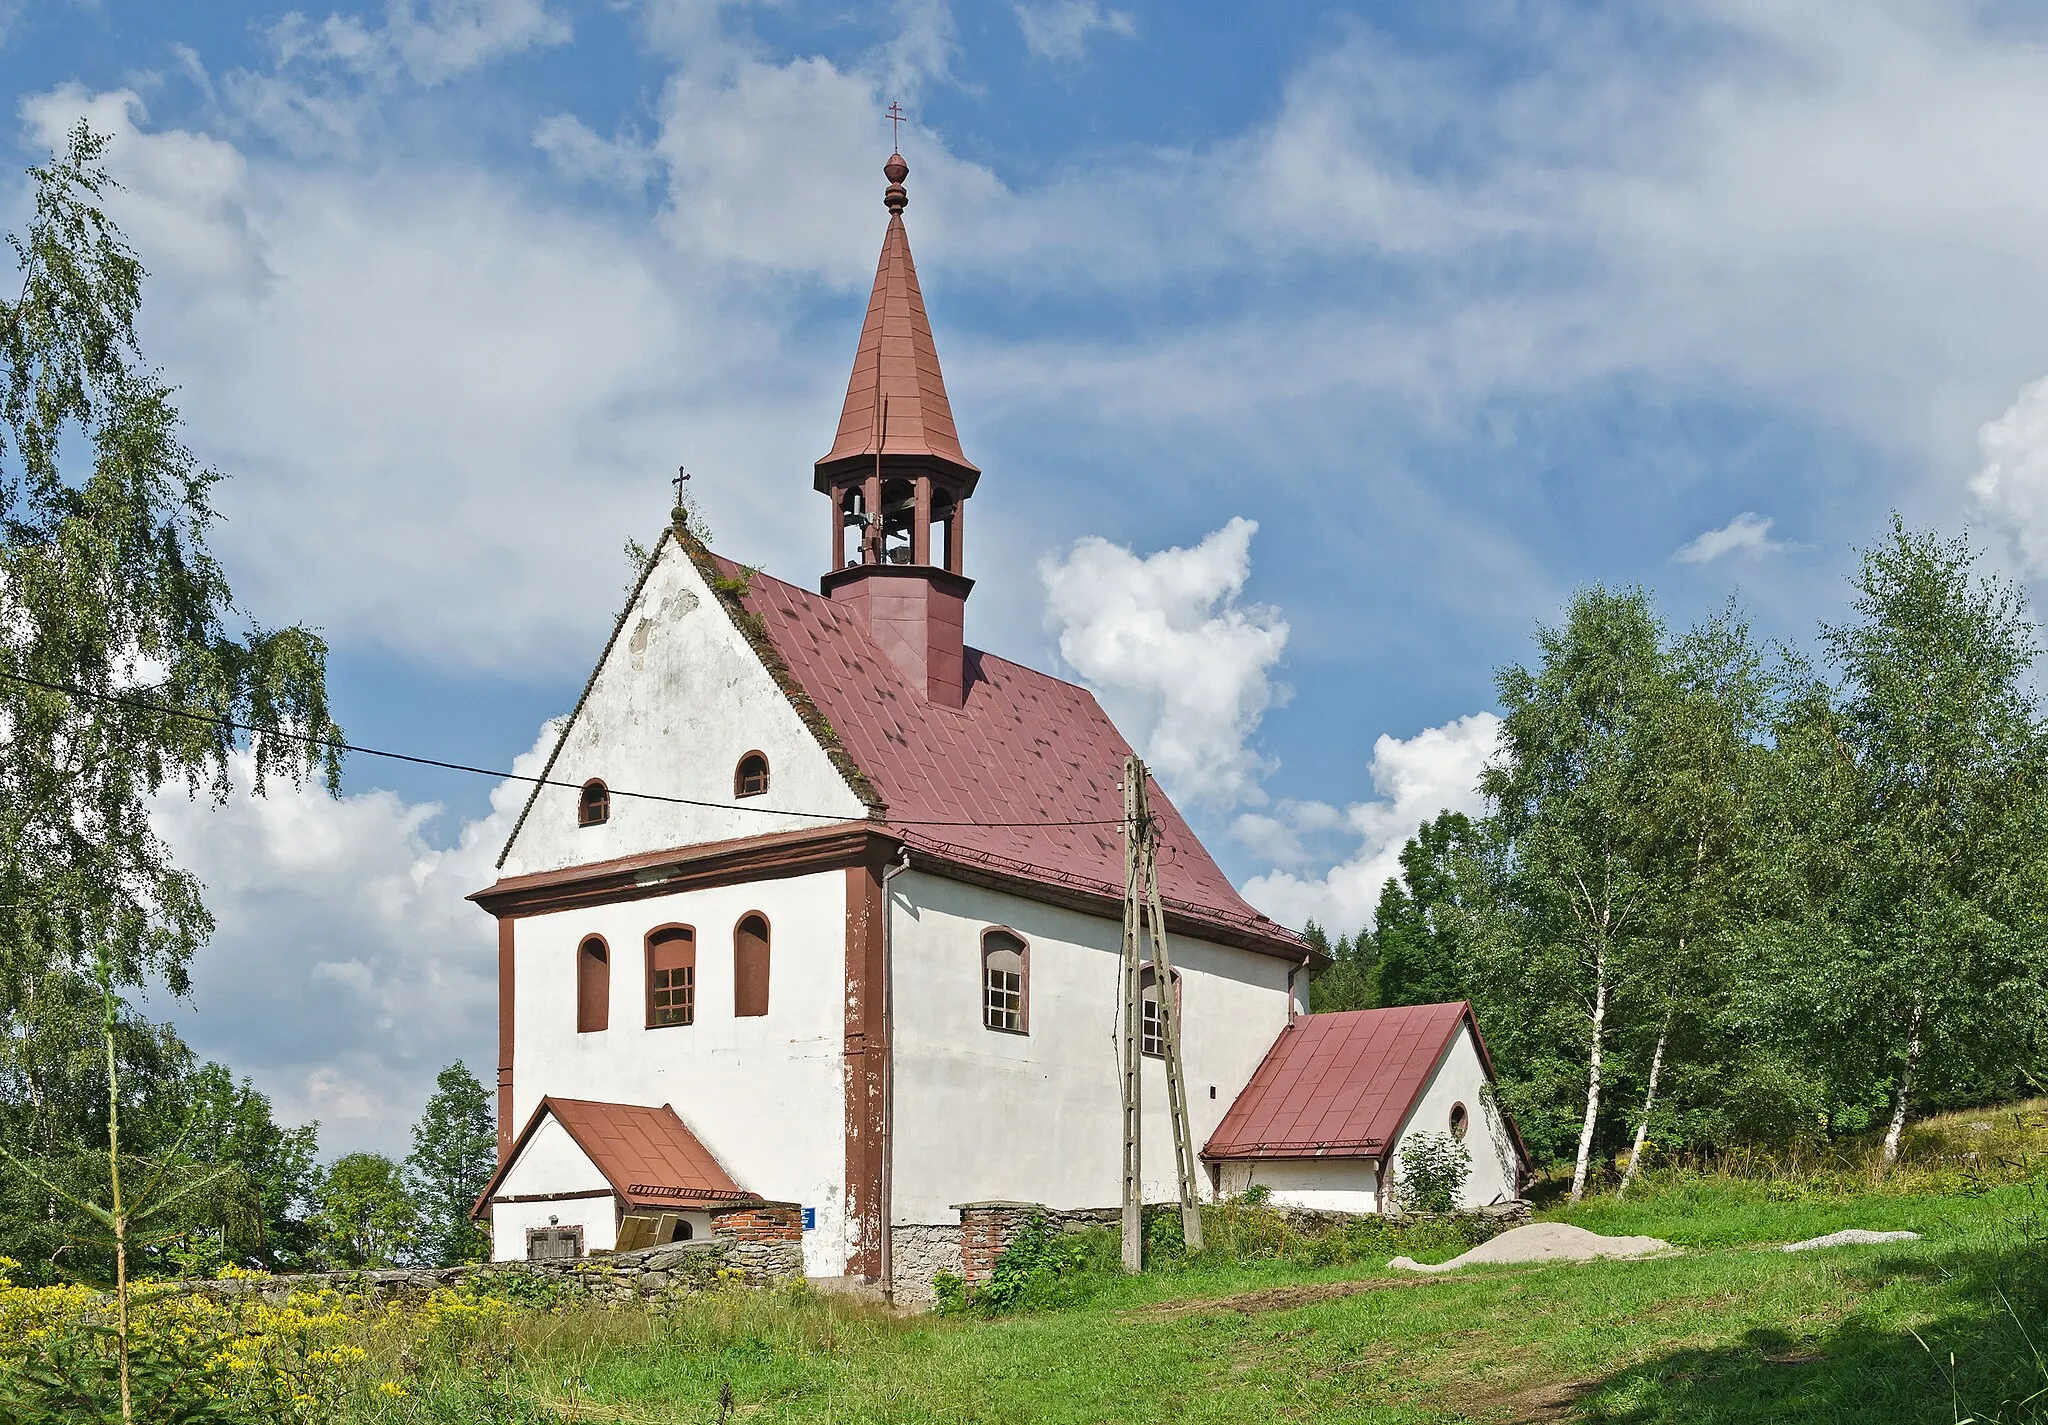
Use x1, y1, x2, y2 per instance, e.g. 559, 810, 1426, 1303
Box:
815, 148, 980, 709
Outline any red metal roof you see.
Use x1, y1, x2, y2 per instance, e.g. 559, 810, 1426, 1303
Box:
816, 156, 978, 478
1203, 1004, 1483, 1163
477, 1097, 756, 1213
719, 557, 1305, 957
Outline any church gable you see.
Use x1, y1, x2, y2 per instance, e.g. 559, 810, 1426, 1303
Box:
498, 530, 873, 878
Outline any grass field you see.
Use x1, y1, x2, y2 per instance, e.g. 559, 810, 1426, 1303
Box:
353, 1169, 2048, 1424
12, 1103, 2048, 1423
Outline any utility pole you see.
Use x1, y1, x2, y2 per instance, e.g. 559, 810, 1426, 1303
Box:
1119, 761, 1145, 1272
1120, 755, 1205, 1272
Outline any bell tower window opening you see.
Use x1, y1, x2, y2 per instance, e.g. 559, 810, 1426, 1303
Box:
881, 479, 915, 564
837, 487, 867, 569
647, 926, 697, 1028
930, 490, 957, 572
578, 779, 609, 827
735, 752, 770, 798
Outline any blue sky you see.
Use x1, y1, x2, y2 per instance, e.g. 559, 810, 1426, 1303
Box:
21, 0, 2048, 1151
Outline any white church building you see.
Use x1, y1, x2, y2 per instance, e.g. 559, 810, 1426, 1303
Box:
470, 149, 1524, 1284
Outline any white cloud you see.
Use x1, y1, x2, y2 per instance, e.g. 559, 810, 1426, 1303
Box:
1673, 511, 1790, 564
1015, 1, 1135, 63
1040, 518, 1288, 808
1239, 712, 1500, 934
148, 725, 557, 1155
22, 89, 271, 295
533, 113, 658, 191
19, 84, 822, 671
270, 0, 571, 87
1970, 374, 2048, 577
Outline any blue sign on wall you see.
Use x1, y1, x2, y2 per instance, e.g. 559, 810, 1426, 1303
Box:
802, 1207, 816, 1231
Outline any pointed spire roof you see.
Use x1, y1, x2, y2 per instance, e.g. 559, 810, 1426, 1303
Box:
815, 152, 979, 483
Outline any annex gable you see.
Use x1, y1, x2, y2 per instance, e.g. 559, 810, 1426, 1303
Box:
497, 529, 873, 878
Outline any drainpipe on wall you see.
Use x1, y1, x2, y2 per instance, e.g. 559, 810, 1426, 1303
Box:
1287, 949, 1312, 1021
879, 845, 912, 1305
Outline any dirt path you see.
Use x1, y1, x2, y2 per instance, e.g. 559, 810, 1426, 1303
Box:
1126, 1274, 1457, 1319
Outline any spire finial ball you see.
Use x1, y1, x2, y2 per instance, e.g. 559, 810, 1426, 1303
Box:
883, 152, 909, 215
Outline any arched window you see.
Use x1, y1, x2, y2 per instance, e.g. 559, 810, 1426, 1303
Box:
576, 937, 609, 1033
578, 779, 610, 827
1139, 966, 1181, 1058
734, 752, 770, 798
1449, 1102, 1470, 1140
982, 929, 1028, 1033
646, 927, 696, 1028
734, 913, 770, 1018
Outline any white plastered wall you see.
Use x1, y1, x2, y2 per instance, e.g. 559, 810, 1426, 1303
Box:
1217, 1158, 1379, 1213
1385, 1023, 1521, 1210
500, 539, 869, 878
888, 870, 1298, 1224
507, 870, 849, 1273
489, 1115, 618, 1259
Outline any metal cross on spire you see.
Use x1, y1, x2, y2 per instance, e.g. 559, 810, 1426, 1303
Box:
885, 100, 906, 152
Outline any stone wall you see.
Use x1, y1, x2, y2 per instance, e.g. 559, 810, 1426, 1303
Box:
888, 1223, 963, 1304
941, 1198, 1532, 1292
171, 1236, 803, 1307
955, 1202, 1121, 1286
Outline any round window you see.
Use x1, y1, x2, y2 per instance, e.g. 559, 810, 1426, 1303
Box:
1449, 1102, 1470, 1140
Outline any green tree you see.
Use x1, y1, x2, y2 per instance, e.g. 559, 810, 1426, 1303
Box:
160, 1064, 319, 1271
1615, 609, 1769, 1194
0, 126, 338, 1257
312, 1153, 419, 1269
405, 1060, 496, 1266
1306, 921, 1380, 1012
1483, 587, 1668, 1202
1375, 811, 1481, 1008
1768, 520, 2048, 1168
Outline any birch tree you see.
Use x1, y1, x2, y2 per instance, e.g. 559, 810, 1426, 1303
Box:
1615, 610, 1767, 1196
1483, 588, 1667, 1202
0, 125, 339, 1260
1782, 520, 2048, 1169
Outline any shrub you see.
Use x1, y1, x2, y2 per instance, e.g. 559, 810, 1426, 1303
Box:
1394, 1132, 1472, 1214
971, 1217, 1116, 1315
929, 1271, 967, 1315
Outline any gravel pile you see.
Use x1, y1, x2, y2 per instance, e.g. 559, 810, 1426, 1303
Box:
1781, 1229, 1920, 1252
1388, 1221, 1673, 1273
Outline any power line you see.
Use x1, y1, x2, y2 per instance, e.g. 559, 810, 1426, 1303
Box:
0, 669, 1129, 831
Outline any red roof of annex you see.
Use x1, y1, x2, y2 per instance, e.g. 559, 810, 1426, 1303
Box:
474, 1097, 757, 1215
1205, 1004, 1503, 1163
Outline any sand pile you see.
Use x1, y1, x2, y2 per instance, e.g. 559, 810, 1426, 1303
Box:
1388, 1222, 1673, 1273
